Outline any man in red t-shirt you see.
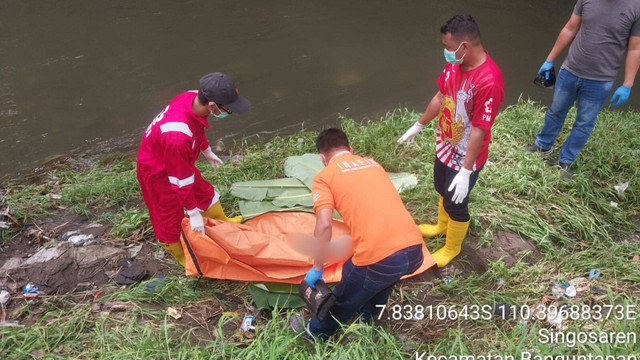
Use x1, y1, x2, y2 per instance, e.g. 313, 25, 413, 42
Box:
398, 14, 504, 267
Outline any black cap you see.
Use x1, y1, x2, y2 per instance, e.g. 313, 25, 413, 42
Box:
199, 72, 251, 114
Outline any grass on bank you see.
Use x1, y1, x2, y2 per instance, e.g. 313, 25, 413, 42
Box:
1, 99, 640, 359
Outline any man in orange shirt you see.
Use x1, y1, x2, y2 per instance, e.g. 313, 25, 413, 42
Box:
290, 128, 424, 340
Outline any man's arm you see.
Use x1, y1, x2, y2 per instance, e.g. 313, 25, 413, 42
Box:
312, 208, 333, 270
623, 36, 640, 88
546, 13, 582, 62
461, 126, 485, 171
418, 92, 444, 126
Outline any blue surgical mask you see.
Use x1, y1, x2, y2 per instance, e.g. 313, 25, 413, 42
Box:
444, 42, 465, 64
210, 103, 230, 119
213, 112, 229, 119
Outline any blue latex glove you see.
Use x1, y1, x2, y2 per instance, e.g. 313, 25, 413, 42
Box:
611, 85, 631, 107
305, 268, 324, 288
538, 60, 554, 79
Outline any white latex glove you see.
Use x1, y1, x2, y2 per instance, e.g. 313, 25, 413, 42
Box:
397, 121, 425, 144
187, 208, 205, 236
202, 146, 223, 168
447, 167, 473, 204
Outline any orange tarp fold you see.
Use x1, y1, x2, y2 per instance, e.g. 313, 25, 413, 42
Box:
181, 212, 435, 283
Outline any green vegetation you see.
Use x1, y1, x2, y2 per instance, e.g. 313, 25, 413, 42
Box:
1, 100, 639, 358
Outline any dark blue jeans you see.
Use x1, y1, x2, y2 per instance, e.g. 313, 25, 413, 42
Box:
309, 244, 424, 339
535, 68, 614, 164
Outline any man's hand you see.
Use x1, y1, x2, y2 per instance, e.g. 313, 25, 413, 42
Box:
305, 268, 324, 288
202, 146, 223, 168
397, 122, 425, 144
448, 167, 472, 204
538, 60, 554, 80
611, 85, 631, 107
187, 209, 205, 236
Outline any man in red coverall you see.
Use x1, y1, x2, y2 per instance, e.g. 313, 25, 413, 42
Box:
137, 72, 251, 266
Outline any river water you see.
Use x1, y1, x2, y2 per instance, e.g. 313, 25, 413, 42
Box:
1, 0, 635, 178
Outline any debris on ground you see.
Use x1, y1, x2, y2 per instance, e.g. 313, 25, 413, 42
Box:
91, 301, 135, 313
167, 307, 182, 319
240, 315, 255, 331
47, 193, 62, 200
145, 275, 166, 292
550, 283, 565, 297
0, 289, 10, 306
23, 283, 47, 297
614, 181, 630, 196
564, 284, 577, 298
588, 269, 600, 279
127, 244, 143, 258
114, 259, 147, 285
63, 230, 96, 246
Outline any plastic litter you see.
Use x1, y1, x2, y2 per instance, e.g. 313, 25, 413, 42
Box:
588, 269, 601, 279
496, 278, 506, 287
0, 290, 10, 306
564, 285, 577, 298
128, 244, 143, 258
23, 283, 46, 297
62, 230, 95, 246
550, 284, 565, 297
114, 259, 147, 285
610, 201, 618, 208
241, 315, 255, 331
444, 277, 451, 284
68, 234, 95, 246
145, 275, 166, 292
167, 307, 182, 320
614, 181, 630, 196
568, 277, 590, 294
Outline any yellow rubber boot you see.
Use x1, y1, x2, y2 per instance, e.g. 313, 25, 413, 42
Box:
418, 197, 448, 238
201, 201, 242, 223
431, 218, 469, 268
160, 241, 186, 267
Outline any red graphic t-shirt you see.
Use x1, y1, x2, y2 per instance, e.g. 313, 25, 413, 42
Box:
435, 52, 504, 171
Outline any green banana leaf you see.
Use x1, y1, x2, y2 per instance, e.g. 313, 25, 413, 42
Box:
284, 154, 324, 190
238, 200, 314, 220
388, 172, 418, 193
230, 178, 307, 201
248, 284, 306, 310
233, 154, 417, 219
271, 192, 314, 207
